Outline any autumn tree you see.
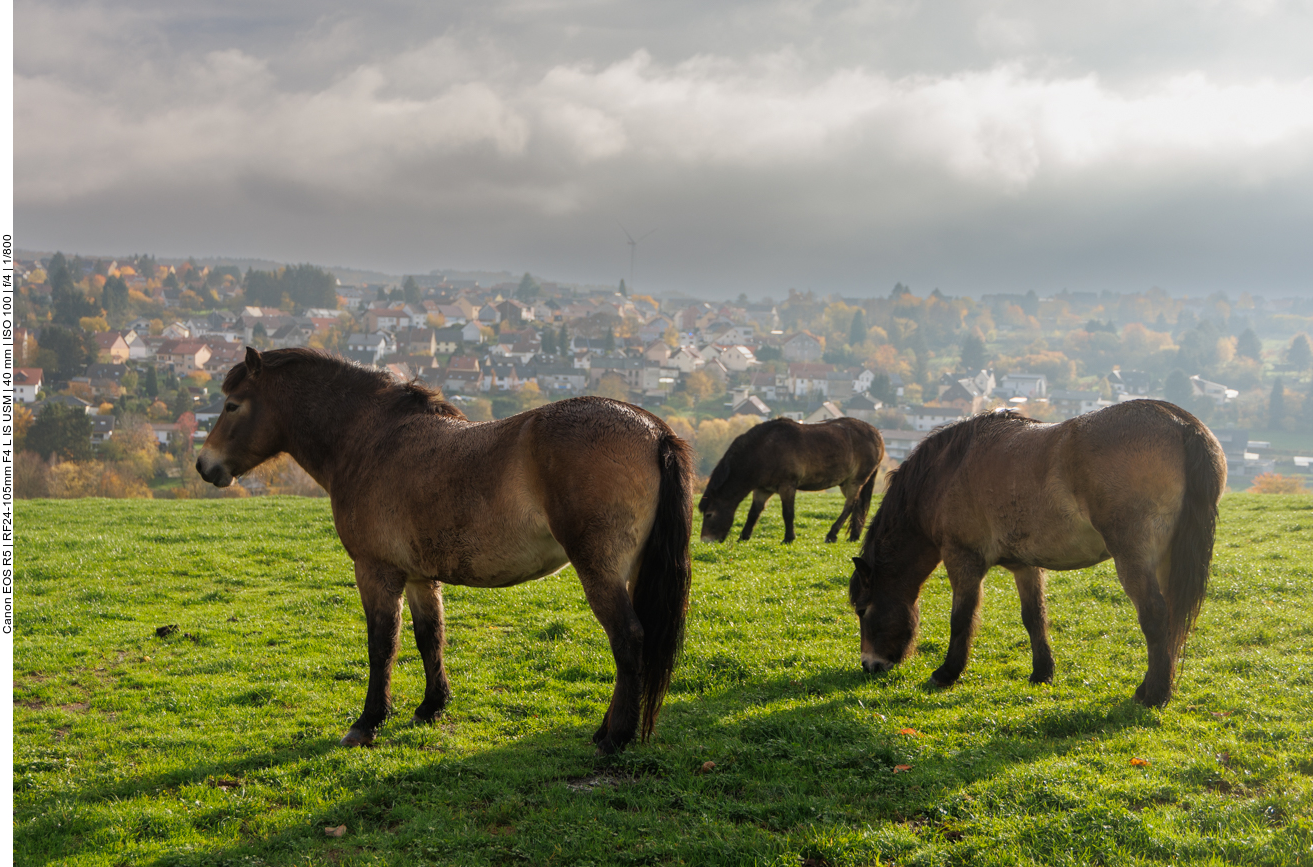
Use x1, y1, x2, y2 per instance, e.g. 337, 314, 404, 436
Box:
26, 404, 93, 462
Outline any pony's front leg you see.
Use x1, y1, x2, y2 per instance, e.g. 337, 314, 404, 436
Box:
739, 491, 771, 541
1010, 566, 1055, 684
931, 550, 987, 687
342, 559, 406, 747
406, 579, 453, 724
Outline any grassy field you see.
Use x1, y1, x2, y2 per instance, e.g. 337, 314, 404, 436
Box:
14, 493, 1313, 866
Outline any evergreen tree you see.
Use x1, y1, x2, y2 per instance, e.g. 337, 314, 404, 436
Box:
604, 326, 616, 354
848, 309, 867, 347
102, 276, 130, 324
1288, 335, 1313, 371
1270, 378, 1287, 429
173, 389, 193, 418
959, 332, 988, 372
1164, 369, 1193, 406
403, 276, 421, 305
145, 365, 159, 398
1237, 328, 1263, 362
26, 403, 93, 462
618, 279, 628, 298
49, 251, 99, 325
36, 326, 95, 383
516, 273, 541, 301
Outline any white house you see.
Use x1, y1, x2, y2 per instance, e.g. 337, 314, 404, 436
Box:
718, 345, 758, 372
905, 405, 968, 431
15, 368, 42, 403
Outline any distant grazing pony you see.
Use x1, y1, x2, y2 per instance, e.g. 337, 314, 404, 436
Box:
197, 348, 694, 754
849, 401, 1225, 707
699, 417, 885, 544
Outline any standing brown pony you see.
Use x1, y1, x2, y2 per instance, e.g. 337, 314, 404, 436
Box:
197, 348, 694, 754
699, 418, 885, 544
849, 401, 1224, 707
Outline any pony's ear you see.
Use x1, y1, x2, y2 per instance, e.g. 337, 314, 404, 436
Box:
851, 556, 871, 583
245, 347, 263, 378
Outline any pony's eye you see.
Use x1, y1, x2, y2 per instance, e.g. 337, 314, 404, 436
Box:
225, 402, 239, 413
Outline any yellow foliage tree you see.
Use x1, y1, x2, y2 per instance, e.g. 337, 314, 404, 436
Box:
693, 415, 761, 477
1248, 473, 1306, 494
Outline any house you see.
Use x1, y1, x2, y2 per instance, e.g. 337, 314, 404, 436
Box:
825, 370, 855, 403
935, 378, 988, 414
643, 340, 673, 365
481, 363, 524, 392
905, 405, 968, 431
90, 415, 116, 448
663, 345, 704, 374
718, 345, 758, 373
365, 306, 416, 332
782, 332, 823, 362
998, 372, 1047, 399
477, 304, 501, 325
461, 321, 484, 344
94, 331, 131, 364
161, 322, 191, 340
441, 356, 482, 394
805, 401, 845, 423
1108, 369, 1153, 397
843, 393, 884, 423
879, 429, 929, 462
204, 341, 246, 376
495, 299, 533, 325
156, 340, 212, 376
345, 333, 392, 366
730, 395, 772, 418
1212, 428, 1275, 478
534, 365, 589, 394
14, 368, 43, 403
1049, 391, 1111, 418
788, 362, 835, 397
589, 357, 663, 393
749, 372, 785, 402
432, 326, 465, 355
269, 322, 313, 349
397, 327, 438, 358
1190, 375, 1238, 406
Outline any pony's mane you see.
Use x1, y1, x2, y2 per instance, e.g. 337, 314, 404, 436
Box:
867, 410, 1039, 555
222, 347, 466, 419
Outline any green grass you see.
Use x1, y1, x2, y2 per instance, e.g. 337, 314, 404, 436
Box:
14, 494, 1313, 866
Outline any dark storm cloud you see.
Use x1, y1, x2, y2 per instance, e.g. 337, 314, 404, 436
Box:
15, 0, 1313, 296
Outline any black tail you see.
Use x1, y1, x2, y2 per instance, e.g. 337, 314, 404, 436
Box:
1165, 416, 1225, 657
632, 432, 695, 741
853, 471, 878, 536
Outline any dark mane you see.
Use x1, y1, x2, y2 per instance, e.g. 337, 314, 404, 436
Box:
222, 347, 466, 419
867, 410, 1040, 557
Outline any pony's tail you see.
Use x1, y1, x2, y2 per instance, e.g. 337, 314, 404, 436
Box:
1165, 417, 1225, 657
856, 471, 878, 529
632, 432, 695, 741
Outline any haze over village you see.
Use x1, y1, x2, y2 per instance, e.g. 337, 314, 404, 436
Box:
12, 245, 1313, 498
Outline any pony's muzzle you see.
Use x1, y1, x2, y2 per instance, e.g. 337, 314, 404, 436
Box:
196, 452, 234, 487
861, 653, 895, 674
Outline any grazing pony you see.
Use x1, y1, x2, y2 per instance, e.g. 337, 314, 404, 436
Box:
197, 348, 694, 754
699, 417, 885, 544
848, 401, 1224, 707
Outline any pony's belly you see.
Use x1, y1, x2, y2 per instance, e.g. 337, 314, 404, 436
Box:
1000, 520, 1111, 571
425, 533, 570, 588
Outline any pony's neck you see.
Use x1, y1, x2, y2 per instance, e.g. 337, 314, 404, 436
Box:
268, 372, 374, 494
865, 513, 941, 597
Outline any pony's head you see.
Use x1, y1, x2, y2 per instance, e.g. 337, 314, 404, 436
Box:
696, 459, 738, 542
848, 554, 920, 674
196, 347, 286, 487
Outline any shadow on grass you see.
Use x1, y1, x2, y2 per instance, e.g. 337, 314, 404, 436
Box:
45, 665, 1165, 867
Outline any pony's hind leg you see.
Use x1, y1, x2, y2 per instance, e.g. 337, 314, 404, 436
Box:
739, 491, 771, 541
577, 567, 645, 755
405, 579, 453, 724
780, 486, 798, 544
343, 559, 407, 747
1010, 566, 1055, 684
825, 481, 861, 543
1113, 555, 1175, 707
931, 549, 987, 688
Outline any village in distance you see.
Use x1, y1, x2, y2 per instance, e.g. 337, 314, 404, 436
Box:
11, 250, 1313, 499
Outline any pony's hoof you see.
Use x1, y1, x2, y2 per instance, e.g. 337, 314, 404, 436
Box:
824, 535, 838, 544
1133, 683, 1171, 708
409, 714, 436, 727
1029, 672, 1054, 685
339, 728, 375, 748
929, 668, 959, 688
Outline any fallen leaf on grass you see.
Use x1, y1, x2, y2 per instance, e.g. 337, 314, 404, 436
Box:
1211, 711, 1233, 718
893, 765, 913, 774
899, 728, 922, 737
1130, 757, 1150, 767
696, 761, 716, 774
325, 825, 346, 838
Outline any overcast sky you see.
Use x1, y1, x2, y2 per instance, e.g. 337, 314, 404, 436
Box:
15, 0, 1313, 298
